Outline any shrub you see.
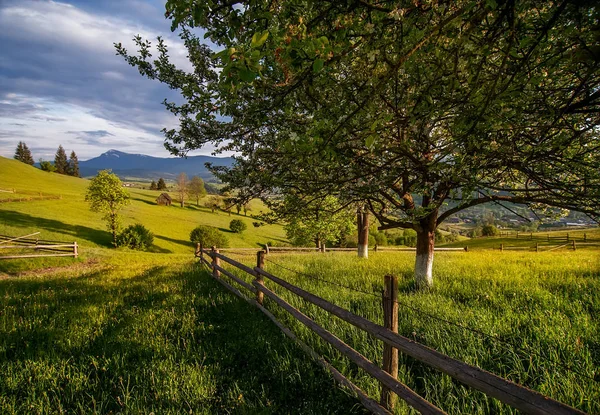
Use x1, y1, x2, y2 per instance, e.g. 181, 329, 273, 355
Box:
403, 229, 417, 247
482, 224, 499, 236
190, 225, 230, 248
117, 224, 154, 250
468, 227, 483, 238
252, 221, 265, 228
229, 219, 247, 233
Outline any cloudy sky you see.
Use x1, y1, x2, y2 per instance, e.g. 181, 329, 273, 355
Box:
0, 0, 219, 161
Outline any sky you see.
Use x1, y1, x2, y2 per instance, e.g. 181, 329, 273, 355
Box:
0, 0, 220, 161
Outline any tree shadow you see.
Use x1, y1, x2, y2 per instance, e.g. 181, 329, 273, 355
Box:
154, 234, 193, 249
130, 197, 156, 206
0, 210, 112, 247
0, 264, 367, 414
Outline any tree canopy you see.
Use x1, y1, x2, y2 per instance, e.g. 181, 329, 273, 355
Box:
85, 170, 130, 246
117, 1, 600, 287
54, 145, 68, 175
14, 142, 34, 165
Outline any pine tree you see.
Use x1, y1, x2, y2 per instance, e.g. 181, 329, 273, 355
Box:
54, 145, 68, 175
68, 151, 80, 177
14, 142, 34, 165
149, 180, 157, 190
22, 143, 34, 165
157, 178, 167, 191
14, 142, 25, 162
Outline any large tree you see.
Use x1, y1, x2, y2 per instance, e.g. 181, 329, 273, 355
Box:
117, 1, 600, 288
14, 142, 34, 165
175, 172, 188, 207
85, 170, 130, 246
54, 145, 68, 175
157, 177, 167, 191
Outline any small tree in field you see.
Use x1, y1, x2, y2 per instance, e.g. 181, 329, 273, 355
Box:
149, 180, 157, 190
157, 178, 167, 190
39, 159, 56, 172
229, 219, 247, 233
176, 172, 188, 207
85, 170, 130, 246
204, 195, 222, 213
188, 176, 206, 206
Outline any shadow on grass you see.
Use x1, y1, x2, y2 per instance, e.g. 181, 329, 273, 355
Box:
0, 209, 112, 247
0, 264, 367, 414
130, 197, 156, 206
154, 234, 193, 250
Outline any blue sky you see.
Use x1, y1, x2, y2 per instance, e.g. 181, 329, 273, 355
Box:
0, 0, 219, 160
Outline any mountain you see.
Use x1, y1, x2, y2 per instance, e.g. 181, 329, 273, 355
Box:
79, 150, 235, 182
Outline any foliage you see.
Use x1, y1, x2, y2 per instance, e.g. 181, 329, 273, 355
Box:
85, 170, 130, 246
149, 180, 157, 191
157, 178, 167, 191
14, 142, 34, 165
482, 224, 499, 237
403, 229, 418, 248
116, 223, 154, 250
54, 145, 68, 175
229, 219, 247, 233
203, 195, 222, 213
68, 151, 80, 177
281, 195, 354, 247
117, 0, 600, 287
187, 176, 206, 206
39, 159, 56, 173
189, 225, 229, 248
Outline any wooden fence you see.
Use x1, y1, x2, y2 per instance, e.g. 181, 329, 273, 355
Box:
218, 246, 469, 255
195, 245, 585, 415
497, 231, 598, 243
0, 233, 78, 259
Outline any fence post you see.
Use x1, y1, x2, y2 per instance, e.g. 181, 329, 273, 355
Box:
547, 234, 550, 242
530, 232, 533, 240
374, 244, 378, 252
584, 233, 587, 242
256, 250, 265, 305
516, 231, 519, 239
320, 242, 326, 253
265, 243, 270, 255
567, 233, 569, 242
535, 243, 539, 252
500, 243, 503, 252
572, 240, 576, 251
211, 246, 220, 278
381, 275, 399, 410
464, 246, 469, 252
73, 242, 78, 258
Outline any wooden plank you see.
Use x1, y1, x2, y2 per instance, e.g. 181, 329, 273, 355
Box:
253, 301, 393, 415
545, 244, 570, 252
252, 281, 446, 415
375, 247, 466, 252
212, 251, 256, 276
381, 275, 399, 410
213, 263, 256, 293
0, 232, 40, 245
202, 258, 391, 415
254, 267, 585, 415
0, 244, 74, 249
0, 253, 75, 259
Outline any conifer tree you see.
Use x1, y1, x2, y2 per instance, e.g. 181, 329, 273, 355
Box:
54, 145, 68, 175
150, 180, 157, 190
157, 178, 167, 191
68, 151, 80, 177
14, 142, 34, 165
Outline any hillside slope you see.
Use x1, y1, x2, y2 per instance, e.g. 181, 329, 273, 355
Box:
0, 157, 287, 254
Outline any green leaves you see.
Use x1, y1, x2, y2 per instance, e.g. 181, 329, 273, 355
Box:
312, 59, 324, 73
251, 31, 269, 48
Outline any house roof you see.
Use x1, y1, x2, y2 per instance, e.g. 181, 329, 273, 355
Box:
157, 193, 172, 201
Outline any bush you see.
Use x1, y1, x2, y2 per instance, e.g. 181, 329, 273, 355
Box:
481, 224, 498, 236
190, 225, 230, 248
117, 224, 154, 250
253, 222, 265, 228
229, 219, 247, 233
403, 229, 417, 247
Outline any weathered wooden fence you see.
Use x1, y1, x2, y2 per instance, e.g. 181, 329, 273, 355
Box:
195, 245, 585, 415
0, 233, 78, 259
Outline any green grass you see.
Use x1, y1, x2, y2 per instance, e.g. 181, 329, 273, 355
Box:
217, 250, 600, 414
0, 252, 368, 414
0, 157, 287, 260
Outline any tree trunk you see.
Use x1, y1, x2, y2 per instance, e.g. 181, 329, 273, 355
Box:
357, 209, 369, 258
415, 212, 437, 289
315, 236, 321, 249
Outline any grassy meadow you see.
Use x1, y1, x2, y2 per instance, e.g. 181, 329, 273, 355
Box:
1, 156, 599, 413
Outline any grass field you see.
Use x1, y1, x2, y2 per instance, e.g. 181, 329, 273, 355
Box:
1, 156, 599, 413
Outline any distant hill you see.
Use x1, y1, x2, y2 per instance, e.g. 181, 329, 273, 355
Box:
79, 150, 235, 181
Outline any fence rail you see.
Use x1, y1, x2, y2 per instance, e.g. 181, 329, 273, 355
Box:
195, 245, 585, 415
0, 233, 78, 260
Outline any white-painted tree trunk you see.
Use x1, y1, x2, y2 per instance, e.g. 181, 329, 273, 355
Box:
357, 244, 368, 258
415, 228, 435, 289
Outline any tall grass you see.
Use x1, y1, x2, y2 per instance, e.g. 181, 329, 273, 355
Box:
217, 250, 600, 414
